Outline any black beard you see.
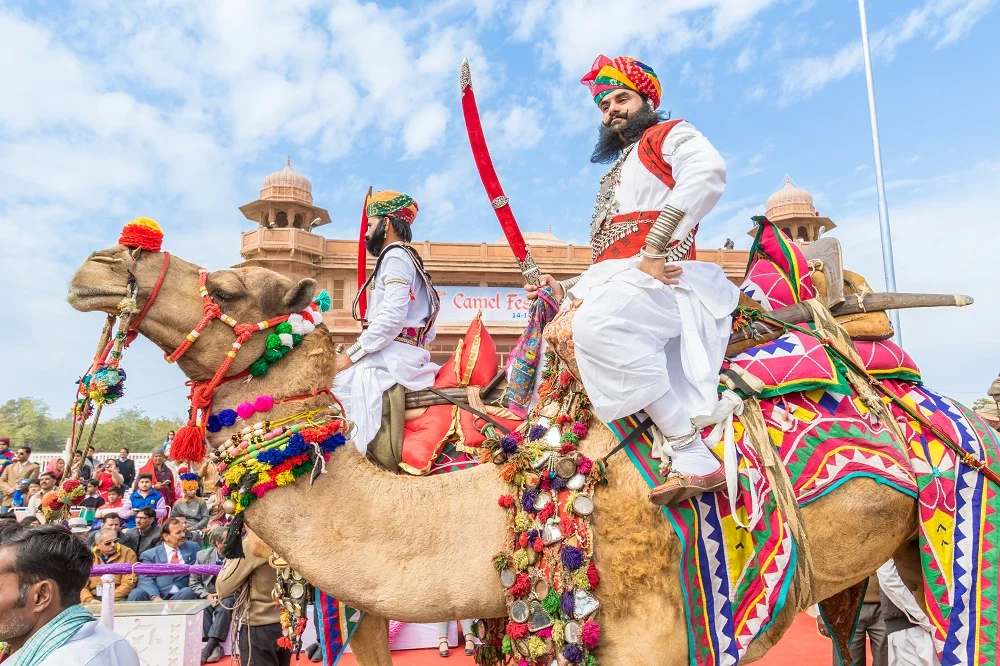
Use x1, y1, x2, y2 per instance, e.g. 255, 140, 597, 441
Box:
365, 219, 387, 257
590, 103, 663, 164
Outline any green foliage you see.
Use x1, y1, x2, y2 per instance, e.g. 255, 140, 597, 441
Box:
972, 397, 994, 411
0, 397, 183, 453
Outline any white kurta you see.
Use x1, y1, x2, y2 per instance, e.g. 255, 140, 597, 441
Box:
569, 121, 739, 430
877, 561, 940, 666
333, 243, 439, 453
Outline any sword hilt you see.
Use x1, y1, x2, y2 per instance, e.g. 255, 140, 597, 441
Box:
518, 249, 541, 287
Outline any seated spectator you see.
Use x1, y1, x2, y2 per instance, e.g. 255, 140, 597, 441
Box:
10, 478, 31, 508
26, 474, 57, 522
127, 517, 199, 601
217, 533, 291, 666
0, 523, 140, 665
123, 506, 162, 558
94, 461, 121, 498
70, 450, 91, 481
102, 485, 131, 520
126, 473, 166, 528
90, 510, 138, 552
80, 480, 105, 510
171, 473, 209, 542
191, 526, 232, 663
68, 516, 92, 540
80, 528, 138, 603
137, 449, 179, 509
44, 457, 66, 484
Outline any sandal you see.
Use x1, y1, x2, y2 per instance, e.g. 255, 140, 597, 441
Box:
439, 638, 450, 657
464, 634, 476, 656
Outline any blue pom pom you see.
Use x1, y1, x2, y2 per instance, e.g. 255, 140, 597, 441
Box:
563, 644, 583, 663
521, 489, 539, 513
218, 409, 238, 427
561, 545, 584, 571
207, 415, 222, 433
313, 290, 332, 312
560, 591, 575, 617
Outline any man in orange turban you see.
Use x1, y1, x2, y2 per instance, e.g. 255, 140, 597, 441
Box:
333, 190, 441, 453
527, 55, 739, 507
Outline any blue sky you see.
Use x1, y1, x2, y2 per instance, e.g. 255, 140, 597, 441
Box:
1, 0, 997, 419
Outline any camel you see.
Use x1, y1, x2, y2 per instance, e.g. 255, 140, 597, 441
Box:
67, 244, 922, 666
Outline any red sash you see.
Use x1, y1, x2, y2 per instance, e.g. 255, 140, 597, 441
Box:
594, 212, 697, 263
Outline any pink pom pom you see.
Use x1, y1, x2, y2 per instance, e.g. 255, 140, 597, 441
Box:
254, 395, 274, 412
236, 402, 256, 419
581, 621, 600, 649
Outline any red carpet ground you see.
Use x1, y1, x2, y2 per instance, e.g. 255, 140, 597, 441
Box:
220, 612, 852, 665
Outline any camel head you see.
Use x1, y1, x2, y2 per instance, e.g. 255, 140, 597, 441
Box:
67, 243, 317, 381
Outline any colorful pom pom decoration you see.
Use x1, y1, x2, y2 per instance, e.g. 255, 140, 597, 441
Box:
246, 291, 331, 379
118, 216, 164, 253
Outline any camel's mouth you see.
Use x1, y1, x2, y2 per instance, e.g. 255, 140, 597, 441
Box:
66, 285, 129, 313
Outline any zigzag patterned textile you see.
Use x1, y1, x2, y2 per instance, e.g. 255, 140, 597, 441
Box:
609, 415, 797, 666
315, 590, 363, 666
879, 380, 1000, 665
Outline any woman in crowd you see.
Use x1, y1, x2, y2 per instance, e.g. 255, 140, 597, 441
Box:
45, 457, 66, 483
170, 472, 209, 542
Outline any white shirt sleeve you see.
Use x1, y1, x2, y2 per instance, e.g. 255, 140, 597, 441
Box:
876, 561, 935, 634
661, 121, 727, 242
353, 251, 415, 360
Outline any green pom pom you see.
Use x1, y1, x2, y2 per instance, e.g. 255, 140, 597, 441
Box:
542, 589, 561, 615
249, 359, 270, 377
501, 636, 512, 655
276, 321, 292, 335
264, 348, 283, 363
584, 655, 597, 666
292, 333, 304, 346
265, 334, 282, 350
276, 344, 290, 357
313, 290, 332, 312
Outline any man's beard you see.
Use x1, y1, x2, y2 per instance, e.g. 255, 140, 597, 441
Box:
591, 103, 663, 164
365, 219, 387, 257
0, 586, 33, 643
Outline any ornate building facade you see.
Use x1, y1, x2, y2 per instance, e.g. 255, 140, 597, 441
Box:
237, 160, 752, 365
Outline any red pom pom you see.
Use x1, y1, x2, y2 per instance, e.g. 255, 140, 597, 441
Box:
559, 515, 574, 536
510, 574, 531, 598
586, 561, 600, 590
506, 622, 529, 640
169, 425, 206, 463
532, 538, 544, 552
118, 218, 164, 253
498, 494, 515, 508
537, 503, 555, 522
518, 533, 529, 547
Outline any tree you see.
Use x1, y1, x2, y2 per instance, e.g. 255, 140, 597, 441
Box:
0, 398, 183, 453
973, 397, 994, 411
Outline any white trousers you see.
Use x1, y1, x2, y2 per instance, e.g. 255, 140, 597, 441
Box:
571, 261, 737, 434
332, 359, 395, 455
887, 627, 939, 666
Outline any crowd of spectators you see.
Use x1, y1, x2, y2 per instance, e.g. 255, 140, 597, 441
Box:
0, 433, 289, 665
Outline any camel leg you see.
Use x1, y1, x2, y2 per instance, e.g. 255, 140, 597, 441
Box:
348, 614, 393, 666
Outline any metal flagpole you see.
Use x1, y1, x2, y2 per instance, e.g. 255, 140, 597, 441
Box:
857, 0, 902, 345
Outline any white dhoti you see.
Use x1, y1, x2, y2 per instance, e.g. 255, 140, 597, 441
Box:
887, 628, 939, 666
334, 341, 439, 454
570, 257, 739, 429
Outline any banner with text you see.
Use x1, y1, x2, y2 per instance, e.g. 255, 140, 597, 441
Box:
435, 286, 532, 326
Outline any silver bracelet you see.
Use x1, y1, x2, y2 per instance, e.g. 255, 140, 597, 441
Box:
557, 275, 581, 295
639, 247, 670, 260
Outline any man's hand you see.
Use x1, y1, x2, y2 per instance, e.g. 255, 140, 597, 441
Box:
333, 353, 355, 375
638, 247, 683, 285
207, 592, 220, 607
151, 595, 163, 602
816, 617, 830, 638
525, 274, 564, 303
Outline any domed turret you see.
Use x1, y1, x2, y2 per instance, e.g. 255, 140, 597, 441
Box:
750, 175, 836, 243
239, 157, 330, 231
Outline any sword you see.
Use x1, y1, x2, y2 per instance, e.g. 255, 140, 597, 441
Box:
356, 186, 372, 320
460, 58, 541, 286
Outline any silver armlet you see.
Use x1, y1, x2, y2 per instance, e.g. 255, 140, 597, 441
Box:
644, 205, 685, 252
558, 275, 581, 294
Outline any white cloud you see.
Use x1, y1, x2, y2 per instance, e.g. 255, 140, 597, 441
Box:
778, 0, 995, 104
403, 103, 452, 157
744, 83, 768, 101
679, 60, 715, 103
484, 103, 546, 152
734, 47, 755, 72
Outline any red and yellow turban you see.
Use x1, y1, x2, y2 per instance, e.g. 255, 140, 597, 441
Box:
365, 190, 419, 225
580, 55, 662, 110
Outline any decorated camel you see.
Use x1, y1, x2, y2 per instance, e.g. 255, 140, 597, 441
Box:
65, 241, 955, 665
